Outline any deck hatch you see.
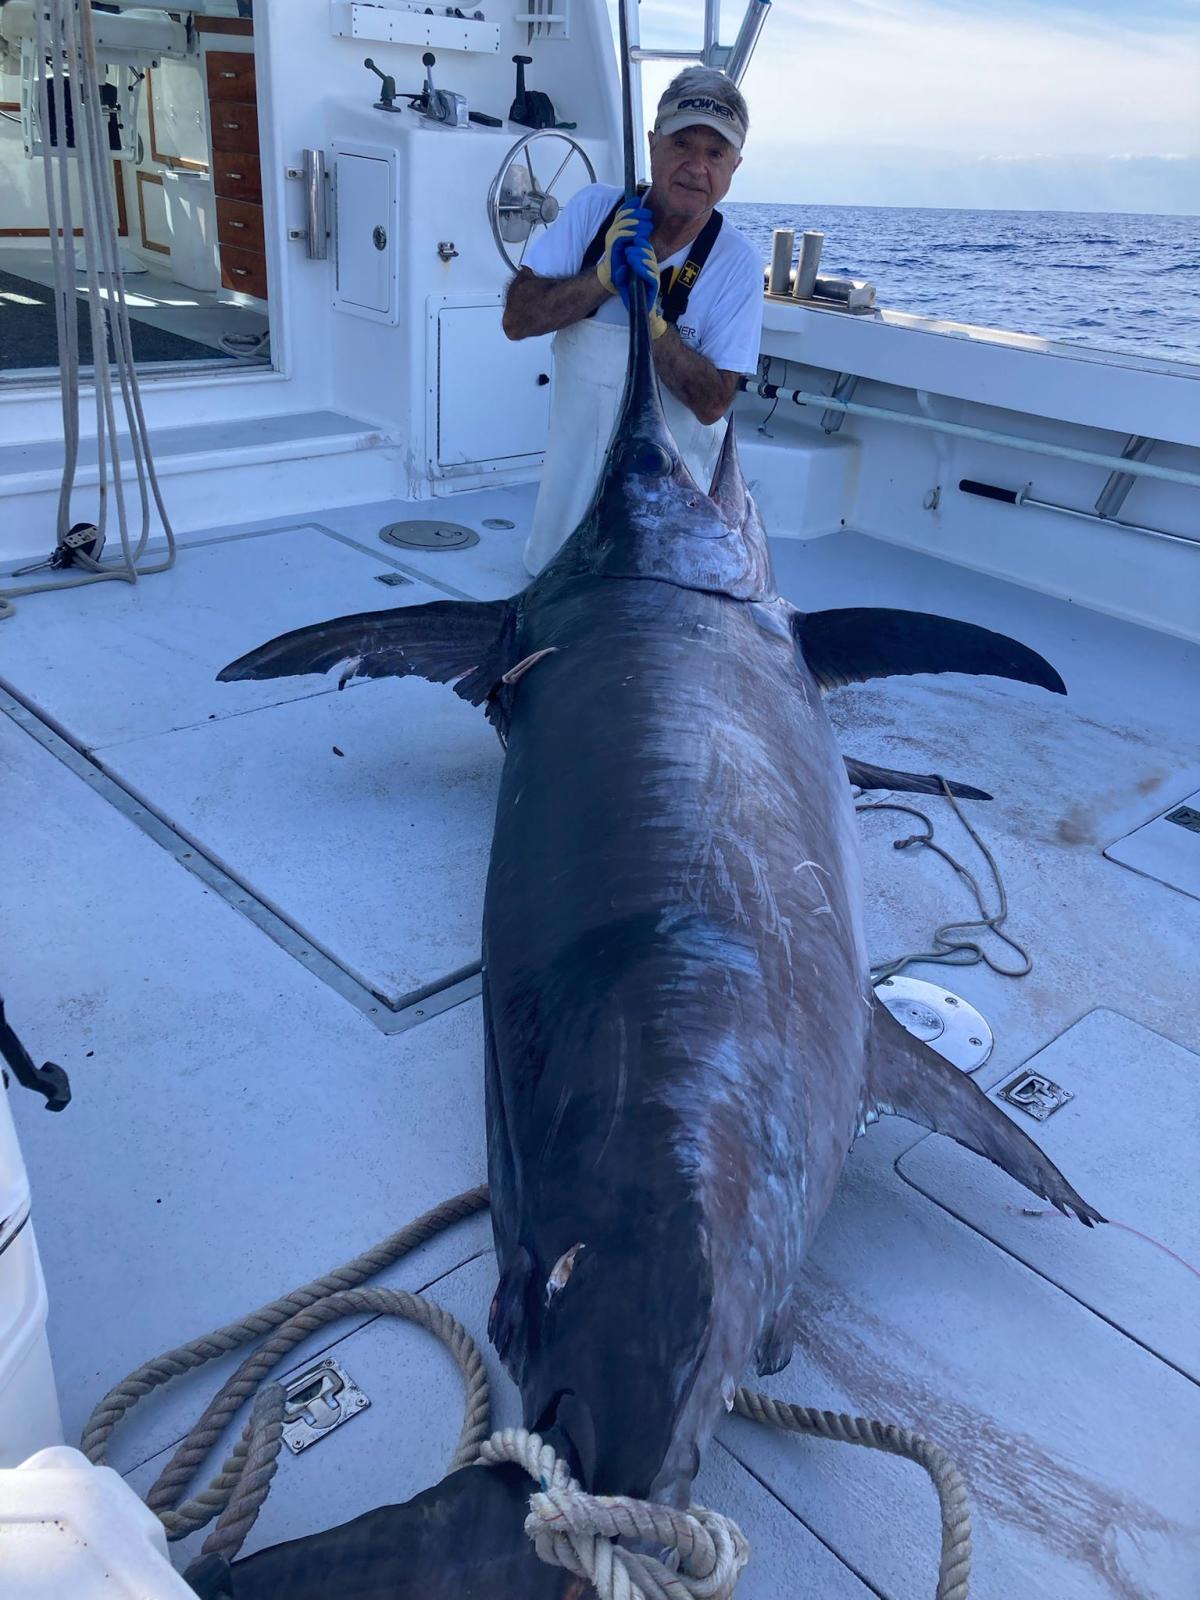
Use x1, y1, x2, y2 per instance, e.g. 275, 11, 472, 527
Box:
0, 525, 501, 1026
898, 1009, 1200, 1382
1105, 787, 1200, 901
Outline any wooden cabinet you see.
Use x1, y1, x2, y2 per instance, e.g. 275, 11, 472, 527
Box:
217, 195, 265, 254
218, 243, 268, 301
205, 50, 256, 102
212, 153, 262, 206
209, 100, 260, 156
203, 47, 267, 302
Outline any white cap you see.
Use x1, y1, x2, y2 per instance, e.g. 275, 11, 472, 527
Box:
654, 91, 747, 152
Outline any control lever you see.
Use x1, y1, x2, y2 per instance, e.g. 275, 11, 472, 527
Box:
418, 52, 468, 128
509, 54, 575, 130
363, 57, 401, 113
509, 53, 555, 129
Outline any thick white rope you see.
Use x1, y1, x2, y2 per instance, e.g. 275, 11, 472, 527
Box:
481, 1428, 751, 1600
86, 1184, 971, 1596
1, 0, 177, 622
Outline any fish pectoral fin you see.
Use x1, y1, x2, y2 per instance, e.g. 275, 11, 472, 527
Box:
844, 755, 992, 802
488, 1244, 534, 1379
794, 608, 1066, 696
217, 598, 517, 710
867, 1002, 1104, 1225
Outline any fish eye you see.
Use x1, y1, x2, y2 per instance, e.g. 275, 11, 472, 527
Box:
625, 440, 673, 477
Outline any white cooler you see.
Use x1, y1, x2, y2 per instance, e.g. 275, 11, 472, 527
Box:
0, 1447, 195, 1597
0, 1074, 62, 1468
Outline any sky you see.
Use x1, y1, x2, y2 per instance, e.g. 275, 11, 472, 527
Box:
619, 0, 1200, 213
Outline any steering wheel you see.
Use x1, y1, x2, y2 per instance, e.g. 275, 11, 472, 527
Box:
487, 130, 596, 273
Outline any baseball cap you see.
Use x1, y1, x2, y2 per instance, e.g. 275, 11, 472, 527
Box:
654, 90, 747, 152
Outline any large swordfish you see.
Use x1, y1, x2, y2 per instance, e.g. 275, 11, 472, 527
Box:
212, 270, 1099, 1600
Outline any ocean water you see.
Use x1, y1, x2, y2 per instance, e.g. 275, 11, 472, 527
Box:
725, 203, 1199, 366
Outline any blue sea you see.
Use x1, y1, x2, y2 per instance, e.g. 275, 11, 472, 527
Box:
724, 204, 1199, 365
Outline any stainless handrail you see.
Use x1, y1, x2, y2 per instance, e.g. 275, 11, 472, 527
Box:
625, 0, 771, 82
745, 380, 1200, 490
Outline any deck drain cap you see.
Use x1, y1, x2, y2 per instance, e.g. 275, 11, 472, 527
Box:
875, 975, 993, 1072
482, 517, 515, 530
380, 520, 480, 551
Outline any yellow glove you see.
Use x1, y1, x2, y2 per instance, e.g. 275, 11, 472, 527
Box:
620, 236, 668, 340
595, 201, 651, 295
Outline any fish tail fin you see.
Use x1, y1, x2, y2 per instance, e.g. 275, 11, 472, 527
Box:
867, 1002, 1104, 1226
217, 599, 516, 710
187, 1462, 574, 1599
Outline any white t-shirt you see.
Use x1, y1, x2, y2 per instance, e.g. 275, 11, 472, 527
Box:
523, 182, 764, 376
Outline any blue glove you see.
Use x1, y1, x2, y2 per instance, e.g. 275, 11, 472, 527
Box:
614, 235, 666, 337
595, 200, 650, 295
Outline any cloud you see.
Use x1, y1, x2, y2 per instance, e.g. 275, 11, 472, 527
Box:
618, 0, 1200, 209
727, 148, 1200, 213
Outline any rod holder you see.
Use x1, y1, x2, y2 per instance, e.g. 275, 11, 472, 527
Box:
791, 230, 823, 299
303, 148, 328, 260
767, 228, 794, 296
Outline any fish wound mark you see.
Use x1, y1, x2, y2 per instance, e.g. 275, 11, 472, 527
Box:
546, 1243, 586, 1304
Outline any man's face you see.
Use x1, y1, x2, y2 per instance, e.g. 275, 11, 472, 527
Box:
647, 123, 742, 222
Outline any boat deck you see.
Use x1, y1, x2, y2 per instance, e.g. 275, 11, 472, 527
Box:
1, 490, 1198, 1598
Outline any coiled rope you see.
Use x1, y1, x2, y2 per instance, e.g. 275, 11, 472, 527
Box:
83, 1185, 971, 1598
2, 0, 177, 623
857, 778, 1031, 983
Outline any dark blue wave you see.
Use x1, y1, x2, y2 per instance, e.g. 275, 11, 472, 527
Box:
727, 201, 1199, 363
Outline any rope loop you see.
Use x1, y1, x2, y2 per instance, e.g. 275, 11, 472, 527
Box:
87, 1184, 970, 1599
482, 1428, 750, 1600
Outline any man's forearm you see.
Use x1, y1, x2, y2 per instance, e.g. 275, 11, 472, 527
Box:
503, 268, 611, 339
652, 327, 739, 427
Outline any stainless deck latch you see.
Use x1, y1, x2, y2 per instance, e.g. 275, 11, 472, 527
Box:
997, 1070, 1074, 1122
280, 1357, 370, 1453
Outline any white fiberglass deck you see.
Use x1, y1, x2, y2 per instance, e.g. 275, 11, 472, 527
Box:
2, 490, 1198, 1598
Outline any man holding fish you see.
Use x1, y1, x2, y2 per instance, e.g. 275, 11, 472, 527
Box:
503, 67, 765, 575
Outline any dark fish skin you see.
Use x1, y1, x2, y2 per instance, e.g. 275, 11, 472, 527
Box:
482, 567, 868, 1507
209, 288, 1099, 1598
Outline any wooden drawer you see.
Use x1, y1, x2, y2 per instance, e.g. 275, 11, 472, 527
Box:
206, 50, 256, 102
210, 101, 259, 156
217, 196, 265, 253
213, 152, 261, 204
220, 242, 268, 300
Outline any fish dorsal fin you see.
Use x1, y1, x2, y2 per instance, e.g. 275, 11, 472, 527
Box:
708, 420, 748, 527
707, 419, 775, 594
866, 1003, 1102, 1224
794, 608, 1066, 695
218, 598, 517, 715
